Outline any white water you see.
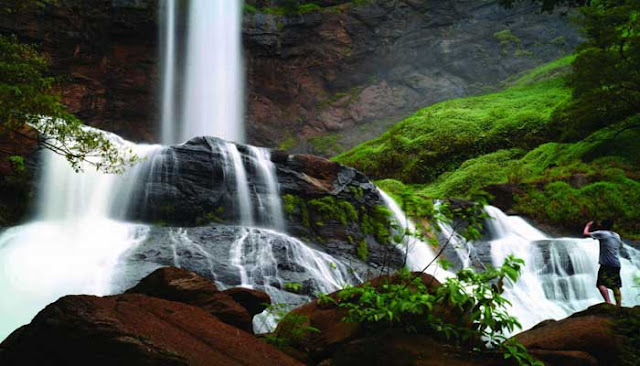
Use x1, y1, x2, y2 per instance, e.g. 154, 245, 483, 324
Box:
159, 0, 177, 145
180, 0, 245, 143
248, 146, 285, 231
226, 142, 254, 226
378, 190, 450, 282
0, 136, 159, 340
484, 206, 640, 333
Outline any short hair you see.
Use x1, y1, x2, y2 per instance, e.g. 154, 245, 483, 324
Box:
601, 219, 614, 230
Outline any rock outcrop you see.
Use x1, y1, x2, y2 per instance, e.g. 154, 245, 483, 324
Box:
515, 303, 640, 366
125, 136, 404, 270
125, 266, 269, 333
271, 271, 512, 365
0, 0, 580, 152
0, 268, 301, 366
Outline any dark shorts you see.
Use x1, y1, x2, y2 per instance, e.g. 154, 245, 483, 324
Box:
597, 265, 622, 289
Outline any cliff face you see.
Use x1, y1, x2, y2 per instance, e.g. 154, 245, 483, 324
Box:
0, 0, 159, 142
244, 0, 580, 154
0, 0, 580, 153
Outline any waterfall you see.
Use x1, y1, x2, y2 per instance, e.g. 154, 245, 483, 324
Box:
248, 146, 285, 231
378, 190, 450, 281
225, 142, 254, 226
159, 0, 177, 145
483, 206, 640, 332
179, 0, 244, 143
0, 133, 160, 340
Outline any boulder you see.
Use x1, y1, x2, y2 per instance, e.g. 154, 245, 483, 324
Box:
514, 303, 640, 365
0, 293, 302, 366
275, 272, 442, 362
222, 287, 272, 317
126, 266, 265, 333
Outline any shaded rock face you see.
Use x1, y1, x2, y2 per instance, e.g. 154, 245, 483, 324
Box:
125, 266, 269, 333
111, 225, 397, 322
0, 0, 159, 143
0, 277, 302, 365
125, 136, 402, 269
245, 0, 581, 152
1, 1, 579, 152
514, 303, 640, 366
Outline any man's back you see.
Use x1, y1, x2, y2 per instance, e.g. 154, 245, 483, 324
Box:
591, 230, 622, 267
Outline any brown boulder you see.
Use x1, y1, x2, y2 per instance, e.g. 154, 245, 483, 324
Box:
514, 303, 640, 365
329, 328, 506, 366
0, 293, 302, 366
222, 287, 271, 317
126, 267, 269, 333
276, 272, 442, 361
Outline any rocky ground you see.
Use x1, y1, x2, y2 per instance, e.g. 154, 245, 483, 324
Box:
2, 266, 636, 365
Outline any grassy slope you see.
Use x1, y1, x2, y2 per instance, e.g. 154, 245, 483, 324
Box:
336, 56, 640, 237
334, 57, 574, 183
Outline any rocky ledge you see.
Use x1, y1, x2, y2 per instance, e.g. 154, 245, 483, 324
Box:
126, 136, 404, 269
2, 267, 638, 366
0, 267, 301, 366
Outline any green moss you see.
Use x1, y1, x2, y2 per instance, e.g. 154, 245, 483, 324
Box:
278, 136, 297, 152
334, 57, 572, 183
361, 205, 393, 244
283, 194, 311, 227
243, 3, 258, 13
308, 134, 341, 156
195, 206, 225, 225
308, 196, 358, 225
356, 239, 368, 261
494, 29, 521, 47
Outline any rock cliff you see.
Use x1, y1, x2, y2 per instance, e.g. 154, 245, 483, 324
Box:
0, 0, 580, 154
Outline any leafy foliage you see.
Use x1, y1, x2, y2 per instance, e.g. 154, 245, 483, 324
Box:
557, 0, 640, 139
0, 35, 136, 173
264, 304, 319, 349
319, 257, 542, 365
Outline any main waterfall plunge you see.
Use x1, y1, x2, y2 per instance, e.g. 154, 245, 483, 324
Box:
2, 0, 640, 344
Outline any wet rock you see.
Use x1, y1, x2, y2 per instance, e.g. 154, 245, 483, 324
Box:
0, 293, 302, 366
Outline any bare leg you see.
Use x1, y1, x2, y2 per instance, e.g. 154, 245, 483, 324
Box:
613, 288, 622, 307
598, 285, 612, 304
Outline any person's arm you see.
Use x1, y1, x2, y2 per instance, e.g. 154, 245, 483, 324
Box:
583, 221, 594, 237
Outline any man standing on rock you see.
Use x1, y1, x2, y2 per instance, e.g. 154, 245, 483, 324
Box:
583, 219, 624, 307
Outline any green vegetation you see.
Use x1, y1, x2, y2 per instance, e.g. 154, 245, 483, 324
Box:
246, 0, 376, 17
282, 193, 395, 254
318, 257, 541, 365
0, 34, 136, 173
335, 0, 640, 236
334, 58, 573, 183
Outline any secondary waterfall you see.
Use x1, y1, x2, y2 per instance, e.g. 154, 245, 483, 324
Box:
483, 206, 640, 332
378, 190, 450, 282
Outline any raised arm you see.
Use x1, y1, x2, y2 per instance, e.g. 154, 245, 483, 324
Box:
583, 221, 594, 237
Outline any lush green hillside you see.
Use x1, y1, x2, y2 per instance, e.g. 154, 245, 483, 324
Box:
334, 57, 574, 183
336, 56, 640, 237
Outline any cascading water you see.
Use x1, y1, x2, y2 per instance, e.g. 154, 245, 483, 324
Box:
248, 146, 285, 232
163, 0, 245, 144
483, 206, 640, 333
0, 134, 159, 340
159, 0, 177, 145
378, 190, 450, 282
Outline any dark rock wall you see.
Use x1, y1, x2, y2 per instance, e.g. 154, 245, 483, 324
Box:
0, 0, 580, 152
